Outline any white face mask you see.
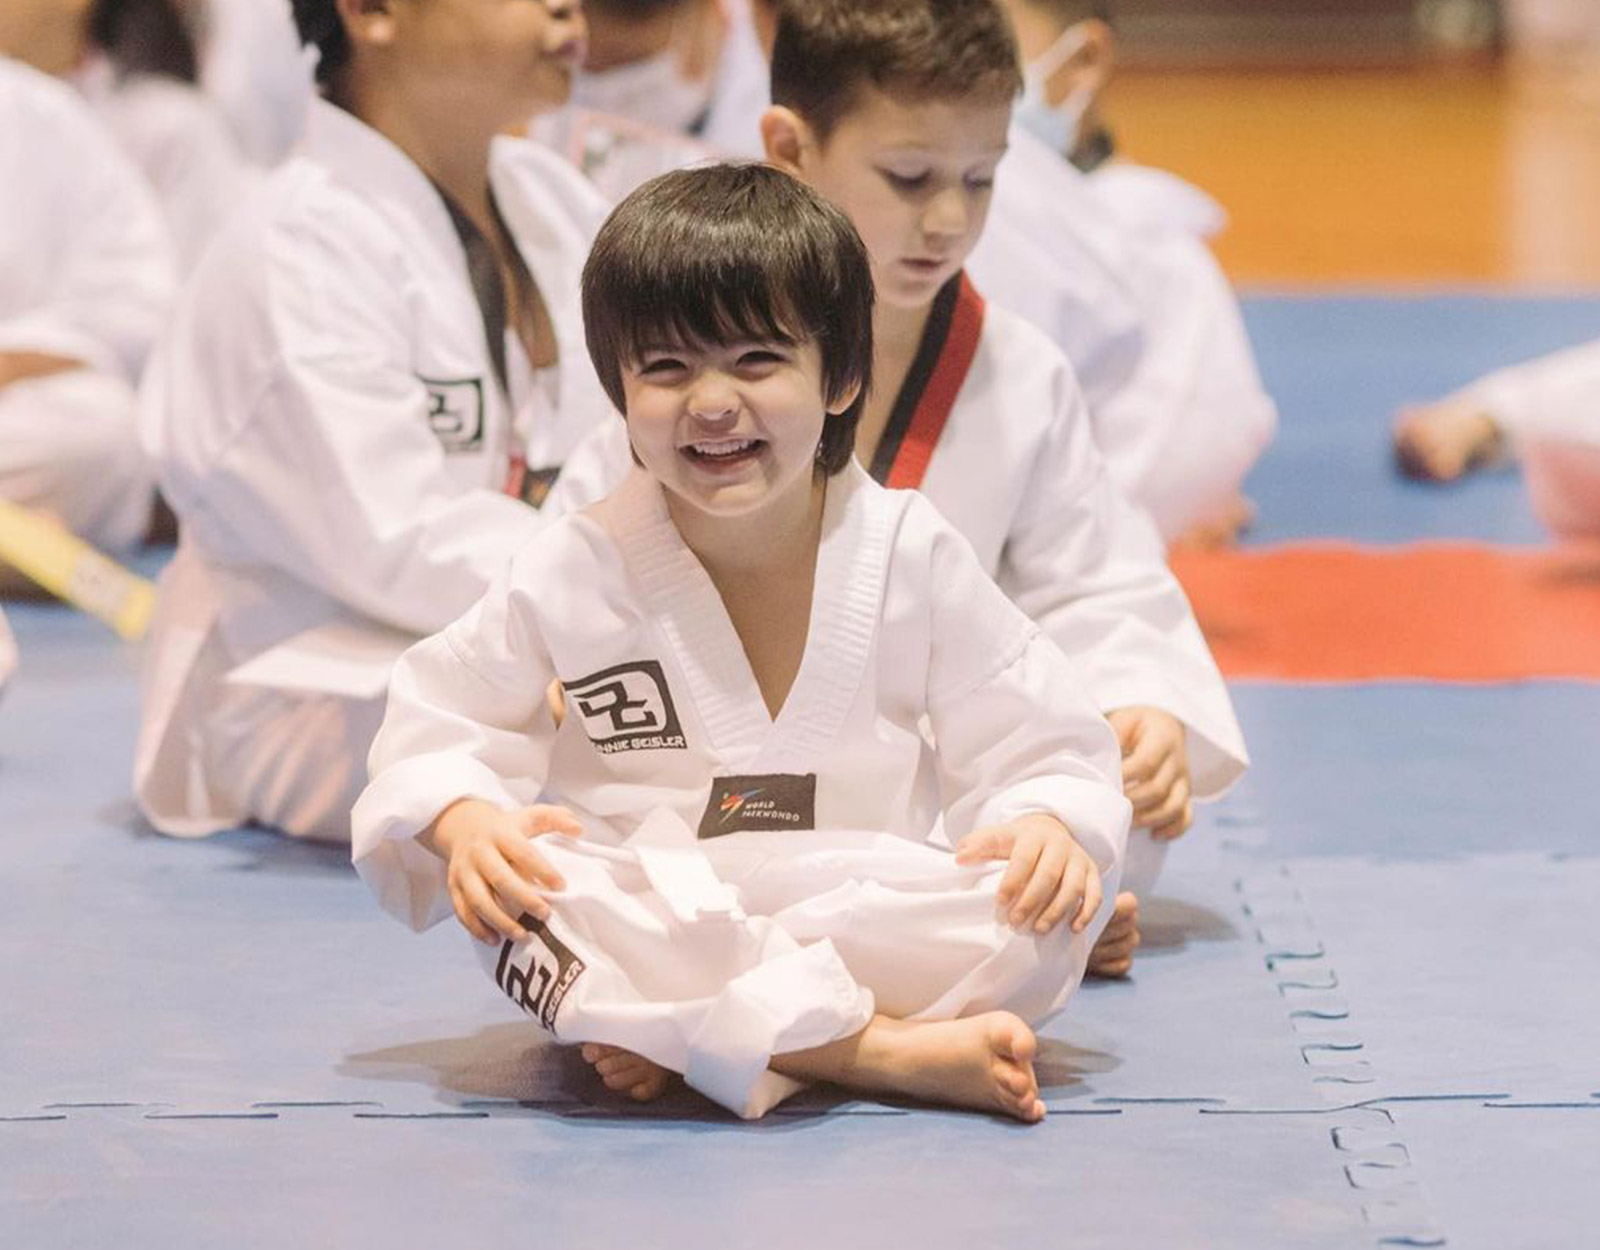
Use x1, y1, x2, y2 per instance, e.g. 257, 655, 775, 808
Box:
1012, 24, 1093, 159
571, 49, 717, 137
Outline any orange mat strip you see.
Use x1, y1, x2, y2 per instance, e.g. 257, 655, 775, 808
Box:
1170, 541, 1600, 682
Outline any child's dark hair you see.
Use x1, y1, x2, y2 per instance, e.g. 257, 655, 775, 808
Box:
582, 164, 874, 477
770, 0, 1024, 142
290, 0, 349, 86
90, 0, 198, 83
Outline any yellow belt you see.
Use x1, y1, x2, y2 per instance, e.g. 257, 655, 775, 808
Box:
0, 498, 155, 640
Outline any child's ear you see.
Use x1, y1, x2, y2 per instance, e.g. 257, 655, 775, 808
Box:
1075, 19, 1116, 104
336, 0, 400, 52
827, 378, 864, 418
760, 106, 811, 176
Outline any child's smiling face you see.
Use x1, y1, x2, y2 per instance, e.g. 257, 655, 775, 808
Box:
620, 334, 851, 520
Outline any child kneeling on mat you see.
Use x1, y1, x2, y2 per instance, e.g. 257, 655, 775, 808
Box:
352, 164, 1129, 1122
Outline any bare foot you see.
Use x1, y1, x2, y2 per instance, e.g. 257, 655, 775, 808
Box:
1088, 892, 1140, 979
1393, 399, 1504, 481
579, 1043, 675, 1102
772, 1012, 1045, 1123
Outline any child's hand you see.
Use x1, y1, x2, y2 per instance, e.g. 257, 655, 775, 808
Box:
955, 813, 1104, 936
423, 799, 582, 945
1107, 706, 1192, 840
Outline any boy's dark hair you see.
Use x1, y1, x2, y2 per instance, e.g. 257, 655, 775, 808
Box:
582, 163, 874, 477
770, 0, 1024, 142
290, 0, 350, 86
90, 0, 199, 84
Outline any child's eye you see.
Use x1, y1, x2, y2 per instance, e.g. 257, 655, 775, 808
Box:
639, 357, 686, 376
965, 174, 996, 192
738, 349, 786, 368
881, 169, 929, 192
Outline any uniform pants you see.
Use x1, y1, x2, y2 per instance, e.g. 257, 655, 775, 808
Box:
479, 817, 1112, 1119
0, 371, 152, 553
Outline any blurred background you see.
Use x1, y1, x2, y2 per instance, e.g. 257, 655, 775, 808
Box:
1107, 0, 1600, 286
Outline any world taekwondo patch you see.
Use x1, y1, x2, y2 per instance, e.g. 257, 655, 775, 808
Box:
699, 774, 818, 839
562, 660, 687, 754
494, 915, 586, 1034
419, 375, 485, 452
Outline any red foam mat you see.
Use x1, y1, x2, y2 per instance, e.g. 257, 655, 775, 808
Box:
1170, 541, 1600, 682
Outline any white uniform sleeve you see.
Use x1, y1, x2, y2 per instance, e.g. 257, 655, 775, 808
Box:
916, 504, 1131, 877
1467, 340, 1600, 539
0, 65, 174, 380
1090, 236, 1278, 541
995, 364, 1249, 798
145, 207, 543, 635
353, 551, 560, 930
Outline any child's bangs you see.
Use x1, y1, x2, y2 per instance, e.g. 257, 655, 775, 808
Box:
617, 255, 809, 364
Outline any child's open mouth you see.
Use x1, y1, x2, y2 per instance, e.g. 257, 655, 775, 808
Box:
683, 439, 765, 470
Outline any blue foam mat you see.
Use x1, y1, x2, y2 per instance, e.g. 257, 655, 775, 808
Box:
1238, 293, 1600, 546
7, 294, 1600, 1247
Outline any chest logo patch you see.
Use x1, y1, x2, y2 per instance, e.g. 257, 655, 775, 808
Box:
562, 660, 686, 754
420, 375, 485, 452
699, 774, 818, 839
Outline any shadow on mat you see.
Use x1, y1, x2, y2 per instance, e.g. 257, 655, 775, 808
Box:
1135, 896, 1238, 958
107, 803, 354, 877
342, 1021, 1100, 1126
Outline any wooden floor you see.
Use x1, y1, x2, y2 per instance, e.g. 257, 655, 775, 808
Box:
1108, 62, 1600, 287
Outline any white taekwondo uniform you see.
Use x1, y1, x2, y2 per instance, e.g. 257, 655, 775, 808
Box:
1462, 340, 1600, 540
198, 0, 311, 166
548, 278, 1248, 896
0, 57, 172, 552
354, 464, 1130, 1118
135, 99, 614, 844
984, 126, 1277, 542
77, 59, 259, 276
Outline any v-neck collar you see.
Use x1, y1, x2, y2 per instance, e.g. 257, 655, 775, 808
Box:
608, 463, 892, 773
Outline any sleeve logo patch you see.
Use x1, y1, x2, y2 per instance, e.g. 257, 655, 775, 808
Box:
420, 375, 486, 452
698, 773, 818, 839
561, 660, 687, 754
494, 915, 586, 1034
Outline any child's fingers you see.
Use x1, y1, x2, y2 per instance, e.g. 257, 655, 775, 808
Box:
460, 876, 528, 943
1141, 775, 1193, 838
1126, 750, 1181, 815
500, 834, 568, 892
449, 883, 500, 946
996, 833, 1043, 907
1009, 837, 1069, 928
1034, 862, 1085, 934
483, 858, 551, 924
522, 804, 584, 839
1150, 795, 1195, 841
1119, 727, 1169, 789
1073, 862, 1105, 933
954, 826, 1009, 865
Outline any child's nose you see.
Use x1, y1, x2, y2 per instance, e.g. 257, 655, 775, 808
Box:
922, 188, 970, 241
686, 372, 739, 422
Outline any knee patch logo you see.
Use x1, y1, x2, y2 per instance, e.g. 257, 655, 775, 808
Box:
494, 916, 586, 1034
561, 660, 687, 754
699, 774, 818, 838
